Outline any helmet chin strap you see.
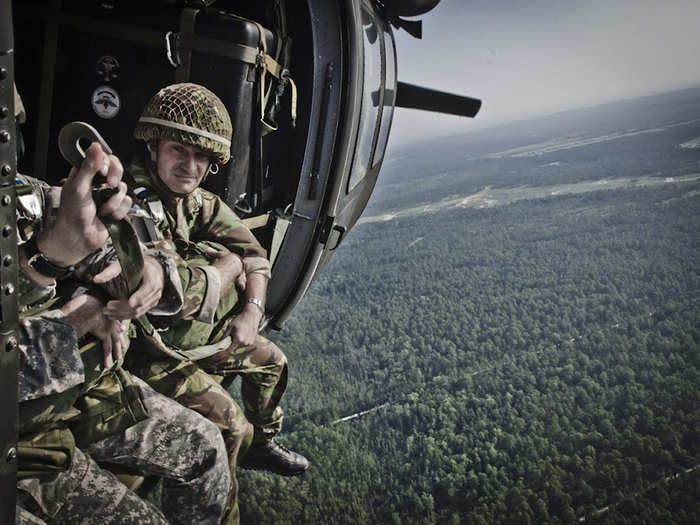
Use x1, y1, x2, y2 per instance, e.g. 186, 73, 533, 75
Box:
148, 141, 158, 163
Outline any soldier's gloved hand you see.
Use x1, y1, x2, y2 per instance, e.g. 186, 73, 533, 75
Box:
60, 294, 127, 368
37, 143, 131, 267
97, 255, 165, 320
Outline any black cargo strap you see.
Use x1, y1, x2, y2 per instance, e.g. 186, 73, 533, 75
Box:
16, 7, 282, 79
175, 32, 282, 78
173, 8, 197, 83
16, 7, 164, 47
101, 217, 145, 296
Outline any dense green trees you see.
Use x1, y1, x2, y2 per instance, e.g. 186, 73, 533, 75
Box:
235, 92, 700, 523
235, 180, 700, 524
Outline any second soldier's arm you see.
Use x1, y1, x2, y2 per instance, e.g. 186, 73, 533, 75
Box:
227, 271, 266, 348
83, 248, 185, 321
189, 195, 271, 335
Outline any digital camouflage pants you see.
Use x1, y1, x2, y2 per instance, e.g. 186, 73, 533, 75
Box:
17, 379, 230, 525
126, 334, 288, 525
16, 506, 48, 525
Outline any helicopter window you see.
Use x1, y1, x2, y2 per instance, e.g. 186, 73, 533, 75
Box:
347, 7, 382, 193
372, 29, 396, 168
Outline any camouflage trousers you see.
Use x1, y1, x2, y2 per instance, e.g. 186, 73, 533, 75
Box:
126, 334, 288, 525
16, 506, 48, 525
18, 378, 230, 525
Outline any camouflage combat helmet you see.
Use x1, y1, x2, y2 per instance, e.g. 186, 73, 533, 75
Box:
134, 83, 232, 164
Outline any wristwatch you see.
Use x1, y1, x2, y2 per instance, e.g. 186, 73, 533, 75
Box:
247, 297, 265, 314
22, 234, 76, 279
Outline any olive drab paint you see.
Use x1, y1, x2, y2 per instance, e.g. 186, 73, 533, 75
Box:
0, 1, 19, 523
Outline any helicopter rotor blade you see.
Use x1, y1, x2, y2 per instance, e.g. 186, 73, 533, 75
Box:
395, 81, 482, 118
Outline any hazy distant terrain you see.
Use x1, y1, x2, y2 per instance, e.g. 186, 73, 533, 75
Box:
238, 88, 700, 524
367, 87, 700, 216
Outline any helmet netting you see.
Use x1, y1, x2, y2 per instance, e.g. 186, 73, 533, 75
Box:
134, 83, 232, 164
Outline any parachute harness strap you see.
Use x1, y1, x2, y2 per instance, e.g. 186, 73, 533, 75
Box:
251, 18, 272, 126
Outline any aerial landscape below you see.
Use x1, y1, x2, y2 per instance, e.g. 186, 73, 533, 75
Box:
237, 87, 700, 524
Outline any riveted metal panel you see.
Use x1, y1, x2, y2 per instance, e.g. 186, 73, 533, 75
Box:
0, 1, 19, 522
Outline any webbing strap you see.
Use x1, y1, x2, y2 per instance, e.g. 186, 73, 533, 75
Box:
175, 8, 199, 83
137, 315, 232, 362
136, 316, 190, 361
179, 336, 233, 361
19, 6, 284, 80
264, 0, 298, 131
16, 7, 165, 48
176, 32, 281, 79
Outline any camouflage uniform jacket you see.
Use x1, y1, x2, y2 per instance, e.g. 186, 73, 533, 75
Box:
127, 157, 270, 325
15, 175, 184, 473
16, 174, 184, 315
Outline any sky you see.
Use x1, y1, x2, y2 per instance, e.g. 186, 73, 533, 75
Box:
388, 0, 700, 146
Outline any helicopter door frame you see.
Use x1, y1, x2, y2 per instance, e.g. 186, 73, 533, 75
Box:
266, 0, 362, 329
322, 1, 397, 241
268, 0, 401, 329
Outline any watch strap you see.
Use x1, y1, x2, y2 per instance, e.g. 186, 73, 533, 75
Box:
23, 234, 75, 279
247, 297, 265, 314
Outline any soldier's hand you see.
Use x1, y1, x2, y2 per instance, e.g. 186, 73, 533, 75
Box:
38, 143, 131, 266
88, 315, 127, 369
100, 256, 165, 320
227, 306, 261, 349
61, 294, 127, 368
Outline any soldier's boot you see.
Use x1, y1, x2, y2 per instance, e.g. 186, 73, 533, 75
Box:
238, 439, 309, 476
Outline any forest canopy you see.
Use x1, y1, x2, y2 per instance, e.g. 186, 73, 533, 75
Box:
238, 90, 700, 524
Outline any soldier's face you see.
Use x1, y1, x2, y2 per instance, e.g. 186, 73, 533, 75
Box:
156, 140, 211, 194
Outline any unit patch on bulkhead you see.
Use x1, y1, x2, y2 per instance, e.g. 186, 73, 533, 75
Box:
92, 86, 120, 119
